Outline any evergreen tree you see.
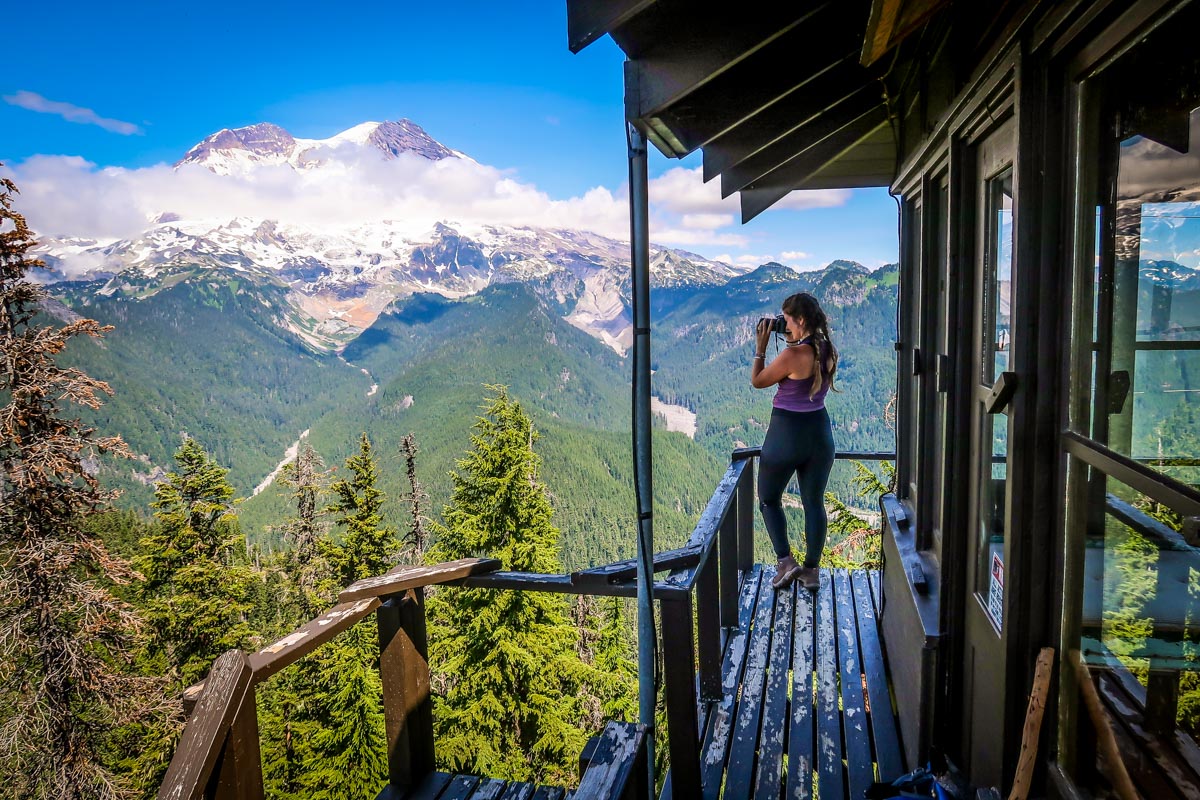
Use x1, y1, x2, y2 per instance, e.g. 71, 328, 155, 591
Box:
0, 171, 159, 799
291, 433, 394, 800
400, 433, 429, 563
276, 442, 334, 619
427, 386, 591, 784
572, 596, 638, 731
327, 432, 399, 582
138, 437, 255, 686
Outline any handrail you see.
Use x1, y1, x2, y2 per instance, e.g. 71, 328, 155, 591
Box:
159, 651, 254, 800
159, 449, 771, 800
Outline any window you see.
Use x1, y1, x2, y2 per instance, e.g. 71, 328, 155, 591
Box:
1062, 11, 1200, 794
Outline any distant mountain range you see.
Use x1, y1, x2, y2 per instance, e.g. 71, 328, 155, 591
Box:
34, 120, 743, 352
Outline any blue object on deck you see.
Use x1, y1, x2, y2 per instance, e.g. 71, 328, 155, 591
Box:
865, 763, 951, 799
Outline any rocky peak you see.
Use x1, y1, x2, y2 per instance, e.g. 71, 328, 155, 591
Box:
177, 123, 296, 168
368, 120, 456, 161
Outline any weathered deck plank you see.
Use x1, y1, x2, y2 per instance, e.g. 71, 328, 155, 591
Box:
499, 783, 536, 800
698, 566, 764, 799
395, 770, 452, 799
852, 569, 903, 781
834, 569, 874, 798
722, 572, 778, 797
814, 569, 846, 800
439, 774, 480, 800
471, 778, 509, 800
786, 582, 816, 800
754, 583, 794, 797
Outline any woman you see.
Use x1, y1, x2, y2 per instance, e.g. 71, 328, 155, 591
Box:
750, 292, 838, 591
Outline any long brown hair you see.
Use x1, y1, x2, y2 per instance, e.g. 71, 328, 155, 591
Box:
782, 292, 838, 399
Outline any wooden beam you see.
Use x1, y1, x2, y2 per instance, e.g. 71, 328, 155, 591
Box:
624, 5, 826, 120
571, 544, 703, 586
567, 0, 657, 54
1008, 648, 1055, 800
702, 62, 870, 180
1072, 654, 1141, 800
660, 595, 701, 797
445, 570, 644, 598
339, 558, 502, 602
246, 597, 381, 682
158, 650, 253, 800
575, 722, 648, 799
740, 109, 891, 222
653, 4, 861, 153
719, 84, 884, 197
378, 591, 435, 790
686, 459, 746, 549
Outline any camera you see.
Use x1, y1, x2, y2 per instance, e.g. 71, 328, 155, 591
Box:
759, 314, 788, 334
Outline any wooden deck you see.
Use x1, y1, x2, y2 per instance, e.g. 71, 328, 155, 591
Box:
665, 565, 904, 799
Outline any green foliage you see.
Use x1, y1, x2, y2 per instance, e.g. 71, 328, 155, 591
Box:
327, 433, 400, 584
303, 625, 389, 800
138, 438, 255, 686
427, 387, 594, 784
823, 460, 895, 570
274, 443, 335, 619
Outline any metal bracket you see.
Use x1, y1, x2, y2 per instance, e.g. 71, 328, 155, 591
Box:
986, 371, 1018, 414
1107, 370, 1131, 415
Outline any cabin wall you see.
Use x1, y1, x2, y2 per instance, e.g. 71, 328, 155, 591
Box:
881, 0, 1200, 796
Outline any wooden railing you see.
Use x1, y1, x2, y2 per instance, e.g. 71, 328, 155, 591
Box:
158, 448, 893, 799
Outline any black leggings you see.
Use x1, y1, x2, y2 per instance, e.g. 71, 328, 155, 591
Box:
758, 407, 835, 566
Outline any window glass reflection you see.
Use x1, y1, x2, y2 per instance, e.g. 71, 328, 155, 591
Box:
985, 171, 1014, 384
1105, 107, 1200, 482
1078, 478, 1200, 744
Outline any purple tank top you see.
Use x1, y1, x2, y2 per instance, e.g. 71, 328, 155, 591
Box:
773, 338, 831, 413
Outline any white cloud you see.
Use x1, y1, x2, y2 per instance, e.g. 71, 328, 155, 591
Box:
648, 166, 852, 215
649, 167, 738, 215
4, 91, 142, 135
2, 143, 851, 273
773, 188, 853, 211
2, 152, 635, 244
681, 212, 734, 230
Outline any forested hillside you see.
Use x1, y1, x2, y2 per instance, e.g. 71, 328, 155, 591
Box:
51, 257, 899, 570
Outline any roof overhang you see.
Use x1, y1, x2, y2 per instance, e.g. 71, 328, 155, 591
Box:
567, 0, 925, 222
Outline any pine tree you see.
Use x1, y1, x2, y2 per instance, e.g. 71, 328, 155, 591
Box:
294, 433, 394, 800
138, 437, 255, 686
427, 386, 590, 784
327, 432, 399, 582
0, 173, 160, 799
276, 442, 334, 619
399, 433, 429, 563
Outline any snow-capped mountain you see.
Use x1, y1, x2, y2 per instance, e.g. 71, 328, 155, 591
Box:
35, 119, 740, 352
176, 120, 463, 176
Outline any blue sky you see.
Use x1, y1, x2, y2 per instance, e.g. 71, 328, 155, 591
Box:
2, 0, 898, 269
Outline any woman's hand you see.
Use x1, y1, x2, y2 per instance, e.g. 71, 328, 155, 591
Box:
755, 319, 772, 353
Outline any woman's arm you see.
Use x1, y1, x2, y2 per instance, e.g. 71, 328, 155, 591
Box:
751, 341, 815, 389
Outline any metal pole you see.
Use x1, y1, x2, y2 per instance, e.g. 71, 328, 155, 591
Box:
626, 59, 656, 794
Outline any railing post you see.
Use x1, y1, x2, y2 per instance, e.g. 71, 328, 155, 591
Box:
212, 694, 265, 800
696, 554, 722, 702
737, 457, 755, 572
719, 500, 738, 628
378, 587, 435, 790
660, 593, 701, 797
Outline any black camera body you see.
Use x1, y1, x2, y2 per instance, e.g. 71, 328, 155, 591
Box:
760, 314, 788, 334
